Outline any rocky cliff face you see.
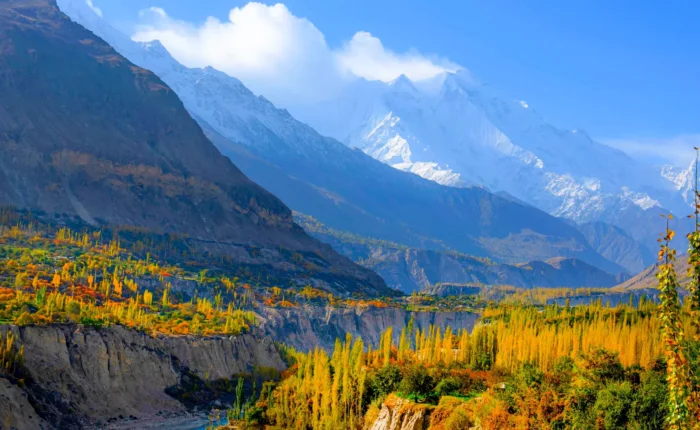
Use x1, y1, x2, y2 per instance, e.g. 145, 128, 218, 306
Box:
257, 306, 479, 351
368, 395, 433, 430
0, 324, 285, 429
0, 377, 44, 430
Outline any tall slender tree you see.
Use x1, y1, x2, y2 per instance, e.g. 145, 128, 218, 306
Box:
657, 214, 691, 429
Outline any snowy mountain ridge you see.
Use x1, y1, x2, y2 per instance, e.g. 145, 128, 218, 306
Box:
57, 0, 680, 272
661, 161, 696, 208
290, 71, 689, 233
57, 0, 338, 163
56, 0, 638, 275
61, 0, 686, 234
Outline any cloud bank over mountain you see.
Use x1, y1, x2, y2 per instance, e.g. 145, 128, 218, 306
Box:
131, 2, 459, 106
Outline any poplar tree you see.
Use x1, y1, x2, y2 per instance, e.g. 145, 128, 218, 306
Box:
657, 214, 691, 429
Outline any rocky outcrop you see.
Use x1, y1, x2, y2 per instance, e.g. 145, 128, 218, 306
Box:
0, 377, 48, 430
257, 306, 479, 351
368, 395, 433, 430
367, 395, 478, 430
0, 324, 285, 429
421, 285, 482, 297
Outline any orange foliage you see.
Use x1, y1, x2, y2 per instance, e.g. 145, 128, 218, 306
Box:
0, 287, 15, 302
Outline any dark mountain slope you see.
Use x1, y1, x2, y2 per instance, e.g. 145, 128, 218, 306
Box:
198, 116, 626, 277
0, 0, 392, 296
576, 221, 656, 274
295, 213, 624, 292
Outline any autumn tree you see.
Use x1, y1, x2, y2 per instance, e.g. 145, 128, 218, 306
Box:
657, 215, 692, 429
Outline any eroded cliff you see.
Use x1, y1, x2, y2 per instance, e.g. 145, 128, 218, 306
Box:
0, 307, 478, 428
0, 324, 285, 429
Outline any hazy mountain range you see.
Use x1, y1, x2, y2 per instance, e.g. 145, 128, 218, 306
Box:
291, 72, 694, 248
48, 0, 696, 293
296, 213, 627, 293
57, 0, 656, 279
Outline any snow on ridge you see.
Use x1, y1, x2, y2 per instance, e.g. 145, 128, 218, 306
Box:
291, 70, 690, 223
57, 0, 690, 230
394, 161, 465, 187
660, 161, 696, 207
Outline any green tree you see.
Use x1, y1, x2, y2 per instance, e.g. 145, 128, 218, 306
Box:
234, 377, 245, 419
370, 364, 402, 399
592, 381, 634, 430
400, 365, 434, 401
630, 370, 668, 430
435, 376, 462, 397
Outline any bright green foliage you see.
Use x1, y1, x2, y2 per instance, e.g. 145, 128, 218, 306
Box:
234, 377, 245, 419
368, 364, 402, 399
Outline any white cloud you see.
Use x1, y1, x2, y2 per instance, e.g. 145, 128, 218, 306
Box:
130, 2, 457, 106
601, 134, 700, 167
133, 3, 338, 105
86, 0, 102, 17
337, 32, 459, 82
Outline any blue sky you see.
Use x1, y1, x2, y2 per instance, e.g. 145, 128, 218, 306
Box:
90, 0, 699, 165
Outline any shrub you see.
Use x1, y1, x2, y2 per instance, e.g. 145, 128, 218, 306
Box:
371, 364, 403, 399
443, 405, 473, 430
630, 370, 667, 430
435, 377, 462, 397
66, 301, 81, 316
592, 381, 634, 430
400, 365, 435, 401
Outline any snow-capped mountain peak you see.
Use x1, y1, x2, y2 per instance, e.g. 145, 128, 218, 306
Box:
661, 161, 697, 207
289, 71, 690, 235
140, 40, 169, 58
57, 0, 692, 250
388, 74, 416, 90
